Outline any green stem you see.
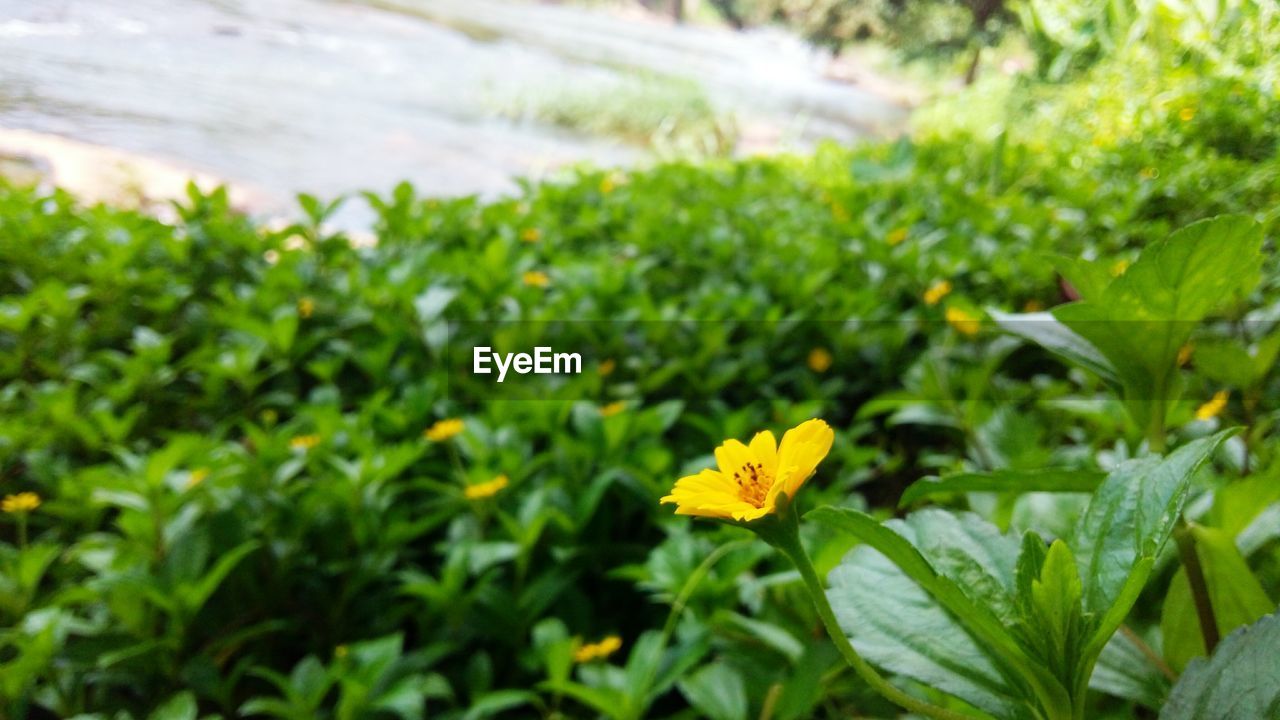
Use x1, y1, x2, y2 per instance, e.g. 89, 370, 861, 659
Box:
763, 507, 984, 720
1174, 521, 1220, 654
1147, 408, 1219, 655
661, 538, 752, 640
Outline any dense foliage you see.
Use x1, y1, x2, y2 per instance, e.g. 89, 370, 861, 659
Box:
3, 6, 1280, 717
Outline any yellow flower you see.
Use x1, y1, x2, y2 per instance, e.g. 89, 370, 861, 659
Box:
298, 297, 315, 319
600, 401, 627, 417
261, 408, 279, 426
1177, 343, 1194, 367
887, 227, 908, 246
923, 280, 952, 306
599, 175, 621, 194
464, 474, 509, 500
1195, 391, 1229, 421
1179, 106, 1196, 122
334, 644, 349, 659
945, 307, 981, 336
424, 418, 465, 442
1109, 258, 1131, 277
521, 228, 541, 243
2, 492, 41, 514
289, 434, 321, 451
1139, 166, 1159, 180
574, 635, 622, 663
523, 271, 550, 288
807, 348, 833, 373
661, 419, 834, 522
598, 358, 616, 376
187, 468, 210, 489
1023, 299, 1044, 312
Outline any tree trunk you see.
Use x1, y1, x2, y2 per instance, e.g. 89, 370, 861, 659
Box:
964, 44, 982, 85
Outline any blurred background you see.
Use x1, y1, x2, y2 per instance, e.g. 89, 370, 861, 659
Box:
0, 0, 929, 225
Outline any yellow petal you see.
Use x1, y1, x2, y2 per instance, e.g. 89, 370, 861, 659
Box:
714, 439, 754, 479
748, 430, 778, 475
776, 419, 834, 499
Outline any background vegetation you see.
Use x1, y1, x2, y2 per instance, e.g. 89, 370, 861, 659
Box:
2, 0, 1278, 718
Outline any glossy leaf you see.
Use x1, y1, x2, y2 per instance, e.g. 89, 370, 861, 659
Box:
1160, 613, 1280, 720
1072, 430, 1235, 654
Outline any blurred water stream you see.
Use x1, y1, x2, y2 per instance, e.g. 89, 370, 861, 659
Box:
0, 0, 907, 224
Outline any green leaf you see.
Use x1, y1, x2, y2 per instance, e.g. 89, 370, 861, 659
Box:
1160, 612, 1280, 720
622, 631, 666, 703
772, 644, 839, 720
827, 533, 1024, 719
462, 690, 540, 720
180, 541, 259, 617
900, 468, 1105, 508
148, 692, 197, 720
1053, 255, 1114, 302
1052, 216, 1263, 428
677, 663, 747, 720
1194, 331, 1280, 389
1088, 630, 1170, 710
1160, 525, 1275, 673
814, 507, 1061, 718
989, 309, 1118, 385
1019, 540, 1086, 685
1238, 503, 1280, 558
538, 681, 625, 720
1073, 431, 1235, 656
717, 612, 803, 663
1104, 215, 1263, 325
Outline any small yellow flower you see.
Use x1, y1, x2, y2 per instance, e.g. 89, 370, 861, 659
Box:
1139, 166, 1159, 180
2, 492, 41, 514
662, 419, 834, 522
887, 227, 908, 246
523, 271, 550, 288
807, 347, 833, 373
573, 635, 622, 663
923, 280, 953, 306
298, 297, 315, 319
334, 645, 349, 660
599, 175, 621, 194
1023, 299, 1044, 312
1177, 343, 1194, 367
1195, 391, 1229, 421
464, 474, 509, 500
521, 228, 541, 243
946, 307, 981, 337
289, 434, 321, 451
187, 468, 210, 489
424, 418, 465, 442
1109, 258, 1131, 277
599, 401, 627, 417
1179, 106, 1196, 122
261, 408, 279, 426
598, 358, 616, 376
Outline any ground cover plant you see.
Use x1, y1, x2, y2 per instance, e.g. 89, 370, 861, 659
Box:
3, 4, 1280, 718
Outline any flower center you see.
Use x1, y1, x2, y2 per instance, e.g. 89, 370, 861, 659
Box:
733, 461, 772, 507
